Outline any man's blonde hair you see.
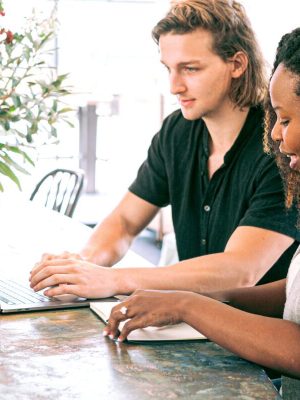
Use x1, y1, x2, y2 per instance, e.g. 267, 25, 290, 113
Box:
152, 0, 267, 108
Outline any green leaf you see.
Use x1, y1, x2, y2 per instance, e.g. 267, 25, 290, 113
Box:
0, 153, 30, 175
61, 119, 75, 128
39, 32, 54, 48
12, 95, 22, 108
24, 46, 31, 62
51, 126, 57, 137
0, 161, 21, 189
58, 107, 74, 114
26, 131, 33, 143
52, 100, 58, 112
8, 146, 35, 166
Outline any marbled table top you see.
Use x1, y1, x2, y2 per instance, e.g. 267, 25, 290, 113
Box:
0, 308, 281, 400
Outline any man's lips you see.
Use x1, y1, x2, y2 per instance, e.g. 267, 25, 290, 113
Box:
179, 98, 195, 106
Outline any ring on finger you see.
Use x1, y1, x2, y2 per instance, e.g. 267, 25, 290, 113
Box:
120, 306, 128, 315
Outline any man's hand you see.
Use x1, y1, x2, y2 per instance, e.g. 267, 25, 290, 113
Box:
29, 257, 118, 299
103, 289, 190, 341
35, 251, 84, 264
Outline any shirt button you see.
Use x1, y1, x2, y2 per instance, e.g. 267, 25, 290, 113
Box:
204, 205, 210, 212
201, 239, 206, 245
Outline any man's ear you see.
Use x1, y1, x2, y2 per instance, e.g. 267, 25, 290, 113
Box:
230, 51, 248, 79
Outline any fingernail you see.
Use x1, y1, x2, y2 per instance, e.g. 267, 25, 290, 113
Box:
102, 330, 108, 337
109, 334, 114, 340
117, 337, 124, 343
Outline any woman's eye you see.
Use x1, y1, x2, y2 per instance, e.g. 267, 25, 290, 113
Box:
280, 120, 289, 127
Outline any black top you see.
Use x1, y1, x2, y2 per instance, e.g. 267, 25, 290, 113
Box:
129, 106, 300, 284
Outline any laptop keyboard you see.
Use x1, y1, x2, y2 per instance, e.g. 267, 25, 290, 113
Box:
0, 279, 51, 305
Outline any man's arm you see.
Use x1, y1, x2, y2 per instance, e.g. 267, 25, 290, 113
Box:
113, 225, 293, 293
45, 191, 159, 267
30, 224, 293, 298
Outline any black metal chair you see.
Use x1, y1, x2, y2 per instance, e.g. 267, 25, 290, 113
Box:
30, 168, 85, 217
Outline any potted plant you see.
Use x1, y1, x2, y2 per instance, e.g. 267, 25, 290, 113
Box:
0, 1, 73, 191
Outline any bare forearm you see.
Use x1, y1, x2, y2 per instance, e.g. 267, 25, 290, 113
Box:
80, 215, 134, 267
180, 294, 300, 378
79, 192, 159, 267
204, 279, 286, 317
115, 252, 270, 294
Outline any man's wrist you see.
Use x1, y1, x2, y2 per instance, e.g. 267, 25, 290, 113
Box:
80, 247, 114, 267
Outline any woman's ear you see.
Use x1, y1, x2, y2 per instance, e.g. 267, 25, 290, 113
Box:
230, 51, 248, 79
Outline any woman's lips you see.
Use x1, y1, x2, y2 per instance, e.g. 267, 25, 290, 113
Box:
288, 154, 299, 170
282, 152, 299, 170
279, 147, 299, 170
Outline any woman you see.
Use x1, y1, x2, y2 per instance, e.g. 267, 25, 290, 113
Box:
104, 28, 300, 399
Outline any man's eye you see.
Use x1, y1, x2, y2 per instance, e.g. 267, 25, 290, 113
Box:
184, 67, 198, 72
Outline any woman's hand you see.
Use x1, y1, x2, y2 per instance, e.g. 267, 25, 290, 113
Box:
104, 289, 192, 341
29, 257, 118, 299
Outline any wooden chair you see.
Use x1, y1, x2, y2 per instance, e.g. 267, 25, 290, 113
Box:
30, 168, 84, 217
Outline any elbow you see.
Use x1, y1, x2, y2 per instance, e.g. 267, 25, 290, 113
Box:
287, 343, 300, 379
235, 258, 272, 288
234, 269, 260, 289
282, 357, 300, 380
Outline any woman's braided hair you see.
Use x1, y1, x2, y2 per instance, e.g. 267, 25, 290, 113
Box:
264, 28, 300, 212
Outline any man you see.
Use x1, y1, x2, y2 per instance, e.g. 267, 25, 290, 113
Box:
30, 0, 300, 299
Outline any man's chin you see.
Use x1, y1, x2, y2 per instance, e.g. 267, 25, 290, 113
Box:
181, 110, 202, 121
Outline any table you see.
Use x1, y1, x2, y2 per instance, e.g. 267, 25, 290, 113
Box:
0, 194, 281, 399
0, 308, 281, 400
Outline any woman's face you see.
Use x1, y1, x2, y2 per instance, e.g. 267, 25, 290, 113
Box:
270, 63, 300, 171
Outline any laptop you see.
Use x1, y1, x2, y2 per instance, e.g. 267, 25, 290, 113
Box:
0, 278, 117, 314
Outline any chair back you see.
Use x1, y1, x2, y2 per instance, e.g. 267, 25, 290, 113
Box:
30, 168, 84, 217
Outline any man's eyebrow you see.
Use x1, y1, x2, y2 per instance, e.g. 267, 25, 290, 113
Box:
160, 60, 202, 67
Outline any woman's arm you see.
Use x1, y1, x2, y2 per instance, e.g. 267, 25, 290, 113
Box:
105, 284, 300, 379
204, 278, 286, 317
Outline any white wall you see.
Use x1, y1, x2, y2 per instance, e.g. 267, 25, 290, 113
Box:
240, 0, 300, 69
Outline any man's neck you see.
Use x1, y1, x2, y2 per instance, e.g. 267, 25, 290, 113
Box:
204, 104, 250, 156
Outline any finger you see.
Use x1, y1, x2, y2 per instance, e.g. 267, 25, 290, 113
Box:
118, 317, 148, 342
40, 252, 58, 262
30, 258, 79, 282
43, 283, 80, 297
31, 252, 82, 273
31, 253, 57, 273
60, 251, 82, 260
104, 303, 131, 339
31, 267, 79, 292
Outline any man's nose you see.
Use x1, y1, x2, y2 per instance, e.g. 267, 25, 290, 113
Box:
169, 72, 186, 95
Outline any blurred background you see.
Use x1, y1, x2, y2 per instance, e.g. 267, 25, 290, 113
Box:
2, 0, 300, 247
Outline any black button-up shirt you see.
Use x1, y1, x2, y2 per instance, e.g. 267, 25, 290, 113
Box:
129, 106, 300, 284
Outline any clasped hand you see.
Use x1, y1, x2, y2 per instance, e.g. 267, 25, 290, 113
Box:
29, 251, 118, 298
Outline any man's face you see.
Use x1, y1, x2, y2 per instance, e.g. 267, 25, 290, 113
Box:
159, 29, 235, 120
